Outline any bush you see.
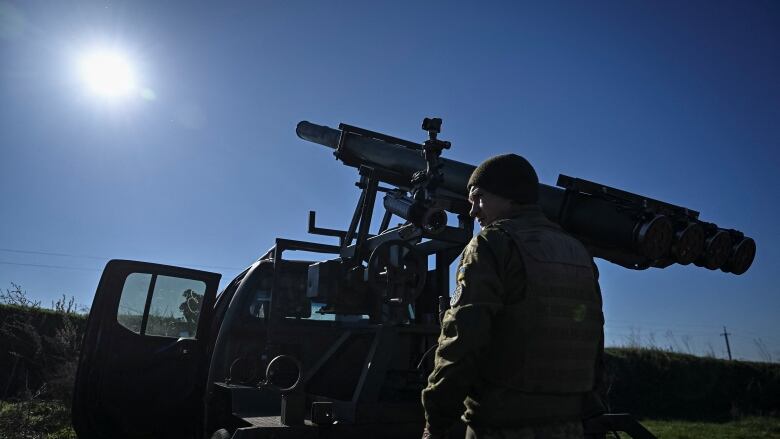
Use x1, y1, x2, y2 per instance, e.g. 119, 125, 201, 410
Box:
0, 284, 87, 402
605, 348, 780, 420
0, 283, 86, 439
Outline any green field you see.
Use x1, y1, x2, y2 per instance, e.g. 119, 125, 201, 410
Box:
2, 399, 779, 439
643, 417, 780, 439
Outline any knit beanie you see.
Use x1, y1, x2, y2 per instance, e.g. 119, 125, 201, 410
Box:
467, 153, 539, 204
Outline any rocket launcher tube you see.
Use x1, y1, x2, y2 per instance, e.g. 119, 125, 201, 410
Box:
295, 121, 755, 275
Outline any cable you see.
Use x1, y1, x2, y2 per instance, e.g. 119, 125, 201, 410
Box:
0, 247, 243, 271
416, 344, 439, 370
0, 248, 105, 260
0, 261, 100, 272
606, 319, 725, 330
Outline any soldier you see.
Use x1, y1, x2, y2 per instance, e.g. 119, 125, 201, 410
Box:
421, 154, 604, 439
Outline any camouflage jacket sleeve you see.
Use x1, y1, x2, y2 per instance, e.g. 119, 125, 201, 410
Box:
584, 260, 608, 418
421, 226, 521, 434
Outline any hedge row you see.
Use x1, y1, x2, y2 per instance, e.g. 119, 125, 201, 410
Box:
0, 304, 86, 400
605, 347, 780, 420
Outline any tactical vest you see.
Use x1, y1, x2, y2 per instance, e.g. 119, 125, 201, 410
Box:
482, 212, 603, 395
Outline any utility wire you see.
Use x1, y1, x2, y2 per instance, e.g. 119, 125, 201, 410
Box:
0, 247, 243, 271
0, 248, 105, 260
0, 261, 100, 272
607, 319, 725, 329
605, 323, 780, 343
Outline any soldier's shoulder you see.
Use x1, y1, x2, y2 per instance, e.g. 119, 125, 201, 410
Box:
478, 222, 513, 242
460, 226, 501, 260
466, 223, 516, 261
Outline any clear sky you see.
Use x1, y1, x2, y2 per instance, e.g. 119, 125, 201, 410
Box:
1, 1, 778, 361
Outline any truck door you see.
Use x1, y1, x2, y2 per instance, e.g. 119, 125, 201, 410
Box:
73, 259, 221, 439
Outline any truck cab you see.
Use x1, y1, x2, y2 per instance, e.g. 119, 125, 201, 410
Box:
73, 241, 449, 439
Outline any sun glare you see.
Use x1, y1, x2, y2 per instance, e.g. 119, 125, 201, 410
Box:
77, 49, 137, 99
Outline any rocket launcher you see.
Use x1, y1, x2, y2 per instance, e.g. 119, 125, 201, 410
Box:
296, 119, 755, 275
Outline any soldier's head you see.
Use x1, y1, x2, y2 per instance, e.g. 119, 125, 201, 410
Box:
467, 154, 538, 227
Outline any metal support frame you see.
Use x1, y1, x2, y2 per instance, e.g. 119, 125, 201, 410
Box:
301, 326, 429, 425
378, 209, 393, 233
351, 327, 398, 403
354, 167, 379, 262
308, 211, 347, 247
302, 331, 353, 384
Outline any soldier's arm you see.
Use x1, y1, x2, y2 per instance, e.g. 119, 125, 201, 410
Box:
421, 228, 509, 435
584, 260, 608, 418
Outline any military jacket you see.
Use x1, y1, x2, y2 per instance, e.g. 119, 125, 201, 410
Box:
421, 205, 604, 434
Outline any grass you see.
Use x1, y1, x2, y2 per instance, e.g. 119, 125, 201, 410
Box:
0, 400, 76, 439
642, 417, 780, 439
1, 399, 779, 438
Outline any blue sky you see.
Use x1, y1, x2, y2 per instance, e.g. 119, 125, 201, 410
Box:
1, 1, 778, 361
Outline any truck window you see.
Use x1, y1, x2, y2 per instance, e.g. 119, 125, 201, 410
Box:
117, 272, 207, 338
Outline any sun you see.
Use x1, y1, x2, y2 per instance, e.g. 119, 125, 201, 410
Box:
77, 48, 138, 99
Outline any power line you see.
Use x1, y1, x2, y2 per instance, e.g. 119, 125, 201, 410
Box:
0, 247, 243, 271
606, 319, 725, 330
0, 261, 100, 272
605, 329, 779, 342
0, 247, 106, 260
731, 333, 780, 343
